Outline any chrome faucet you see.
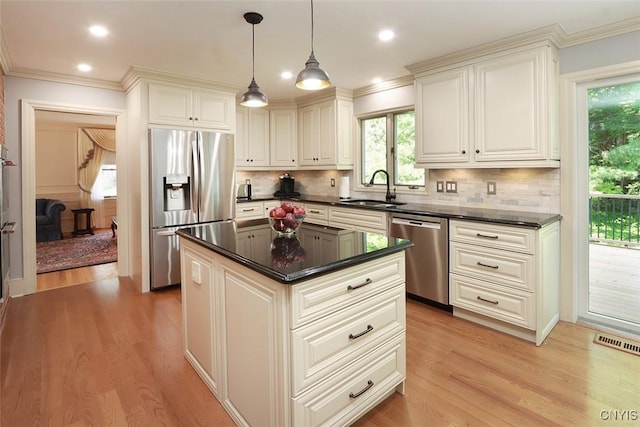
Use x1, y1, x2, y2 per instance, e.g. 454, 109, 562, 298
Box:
368, 169, 396, 202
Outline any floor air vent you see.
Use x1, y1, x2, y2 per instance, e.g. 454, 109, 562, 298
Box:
594, 333, 640, 357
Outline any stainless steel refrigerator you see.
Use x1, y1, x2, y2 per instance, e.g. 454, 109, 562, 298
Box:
149, 128, 235, 290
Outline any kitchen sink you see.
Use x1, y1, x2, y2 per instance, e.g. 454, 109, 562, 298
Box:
339, 199, 406, 208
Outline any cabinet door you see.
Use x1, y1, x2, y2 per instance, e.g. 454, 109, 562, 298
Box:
298, 105, 318, 166
270, 108, 298, 167
149, 84, 193, 126
193, 89, 234, 131
317, 100, 337, 165
248, 108, 270, 167
235, 108, 250, 166
181, 246, 218, 395
474, 48, 544, 161
415, 67, 470, 164
221, 266, 285, 427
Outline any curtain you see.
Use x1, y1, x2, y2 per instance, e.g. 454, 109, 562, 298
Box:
77, 128, 116, 227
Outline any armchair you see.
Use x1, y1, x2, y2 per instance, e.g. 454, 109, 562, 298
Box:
36, 198, 67, 242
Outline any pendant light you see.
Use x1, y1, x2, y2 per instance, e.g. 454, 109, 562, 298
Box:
240, 12, 268, 107
296, 0, 331, 90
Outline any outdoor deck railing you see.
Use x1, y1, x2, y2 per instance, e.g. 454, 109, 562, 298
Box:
589, 193, 640, 246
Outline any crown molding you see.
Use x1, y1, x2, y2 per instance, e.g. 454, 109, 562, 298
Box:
121, 65, 243, 94
294, 87, 354, 107
405, 24, 566, 76
560, 16, 640, 47
0, 31, 13, 75
353, 74, 415, 98
6, 67, 123, 91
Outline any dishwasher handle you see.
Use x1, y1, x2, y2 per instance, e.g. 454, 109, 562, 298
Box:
391, 217, 441, 230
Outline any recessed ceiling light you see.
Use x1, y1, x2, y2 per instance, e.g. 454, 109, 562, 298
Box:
77, 63, 92, 72
281, 71, 293, 79
378, 29, 394, 42
372, 77, 382, 84
89, 25, 108, 37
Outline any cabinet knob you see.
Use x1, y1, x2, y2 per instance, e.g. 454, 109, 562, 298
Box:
246, 159, 250, 162
462, 150, 466, 154
292, 159, 295, 162
475, 149, 480, 154
194, 117, 199, 121
189, 117, 193, 121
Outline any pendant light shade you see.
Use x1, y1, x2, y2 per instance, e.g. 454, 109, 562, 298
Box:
296, 0, 331, 90
240, 12, 268, 107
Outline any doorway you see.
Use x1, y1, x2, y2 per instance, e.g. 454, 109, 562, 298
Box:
19, 100, 126, 297
577, 75, 640, 335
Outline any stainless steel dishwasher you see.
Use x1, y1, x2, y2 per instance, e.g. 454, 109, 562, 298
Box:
388, 213, 450, 309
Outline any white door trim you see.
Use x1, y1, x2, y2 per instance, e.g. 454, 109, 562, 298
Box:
559, 60, 640, 331
18, 99, 126, 296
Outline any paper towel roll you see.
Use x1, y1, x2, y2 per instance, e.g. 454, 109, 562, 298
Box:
339, 176, 350, 199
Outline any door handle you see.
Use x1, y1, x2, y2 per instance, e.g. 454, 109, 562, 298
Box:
157, 230, 176, 236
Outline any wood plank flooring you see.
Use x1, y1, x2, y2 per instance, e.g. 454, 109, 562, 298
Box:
2, 277, 639, 426
36, 262, 119, 292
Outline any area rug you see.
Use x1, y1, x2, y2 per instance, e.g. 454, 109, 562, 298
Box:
36, 229, 117, 274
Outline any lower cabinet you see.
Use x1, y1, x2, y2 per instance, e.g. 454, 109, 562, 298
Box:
180, 238, 406, 426
449, 219, 560, 345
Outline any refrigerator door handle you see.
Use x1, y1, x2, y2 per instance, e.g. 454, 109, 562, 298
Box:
157, 229, 176, 236
197, 136, 206, 219
191, 137, 200, 218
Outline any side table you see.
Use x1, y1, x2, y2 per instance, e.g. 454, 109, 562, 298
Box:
72, 208, 95, 237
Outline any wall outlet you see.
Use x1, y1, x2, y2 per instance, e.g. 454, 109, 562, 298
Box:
487, 181, 497, 195
446, 181, 457, 193
191, 261, 201, 284
330, 178, 335, 187
436, 181, 444, 192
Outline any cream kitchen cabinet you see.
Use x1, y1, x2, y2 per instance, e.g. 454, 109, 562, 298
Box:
235, 107, 270, 168
269, 107, 298, 168
148, 83, 234, 131
303, 203, 329, 226
297, 92, 354, 170
235, 201, 266, 220
181, 244, 220, 397
329, 206, 388, 235
413, 43, 559, 169
235, 225, 273, 267
179, 234, 407, 427
449, 219, 560, 345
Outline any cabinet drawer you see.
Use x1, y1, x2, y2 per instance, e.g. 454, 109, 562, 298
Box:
305, 203, 329, 226
450, 220, 535, 253
291, 286, 405, 395
292, 335, 405, 427
290, 251, 405, 328
450, 274, 535, 329
235, 202, 264, 220
450, 242, 534, 292
329, 206, 387, 234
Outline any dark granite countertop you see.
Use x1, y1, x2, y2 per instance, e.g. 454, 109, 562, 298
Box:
238, 195, 561, 228
176, 219, 412, 284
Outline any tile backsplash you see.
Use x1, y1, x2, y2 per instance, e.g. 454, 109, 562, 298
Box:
237, 167, 560, 214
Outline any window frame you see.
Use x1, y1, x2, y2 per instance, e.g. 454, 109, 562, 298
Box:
96, 163, 118, 199
356, 108, 426, 195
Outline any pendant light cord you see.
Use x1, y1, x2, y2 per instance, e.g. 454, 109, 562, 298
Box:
251, 23, 256, 79
310, 0, 315, 55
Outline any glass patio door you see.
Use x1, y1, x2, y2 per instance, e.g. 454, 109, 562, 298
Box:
579, 76, 640, 334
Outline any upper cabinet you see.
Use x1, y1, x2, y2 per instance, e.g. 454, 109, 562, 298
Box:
297, 89, 354, 170
149, 83, 235, 131
411, 42, 560, 169
235, 107, 270, 168
235, 106, 297, 170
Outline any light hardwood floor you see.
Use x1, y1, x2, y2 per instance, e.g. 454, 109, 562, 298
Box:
2, 277, 639, 426
36, 262, 119, 292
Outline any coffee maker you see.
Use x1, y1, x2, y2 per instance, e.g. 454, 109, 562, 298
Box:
274, 173, 300, 198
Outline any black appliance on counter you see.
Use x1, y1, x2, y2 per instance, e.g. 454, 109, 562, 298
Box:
274, 173, 300, 198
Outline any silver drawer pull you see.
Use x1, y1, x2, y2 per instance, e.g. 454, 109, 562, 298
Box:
477, 296, 499, 305
347, 278, 372, 291
349, 380, 374, 399
242, 208, 255, 212
349, 324, 374, 340
476, 233, 499, 239
477, 261, 499, 269
309, 209, 321, 214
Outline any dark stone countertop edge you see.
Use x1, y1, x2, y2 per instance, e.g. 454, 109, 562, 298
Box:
238, 195, 561, 229
176, 228, 413, 284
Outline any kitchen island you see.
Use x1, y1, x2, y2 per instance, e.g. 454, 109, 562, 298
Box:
176, 219, 412, 427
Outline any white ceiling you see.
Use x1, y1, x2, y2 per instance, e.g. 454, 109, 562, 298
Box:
2, 0, 640, 101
